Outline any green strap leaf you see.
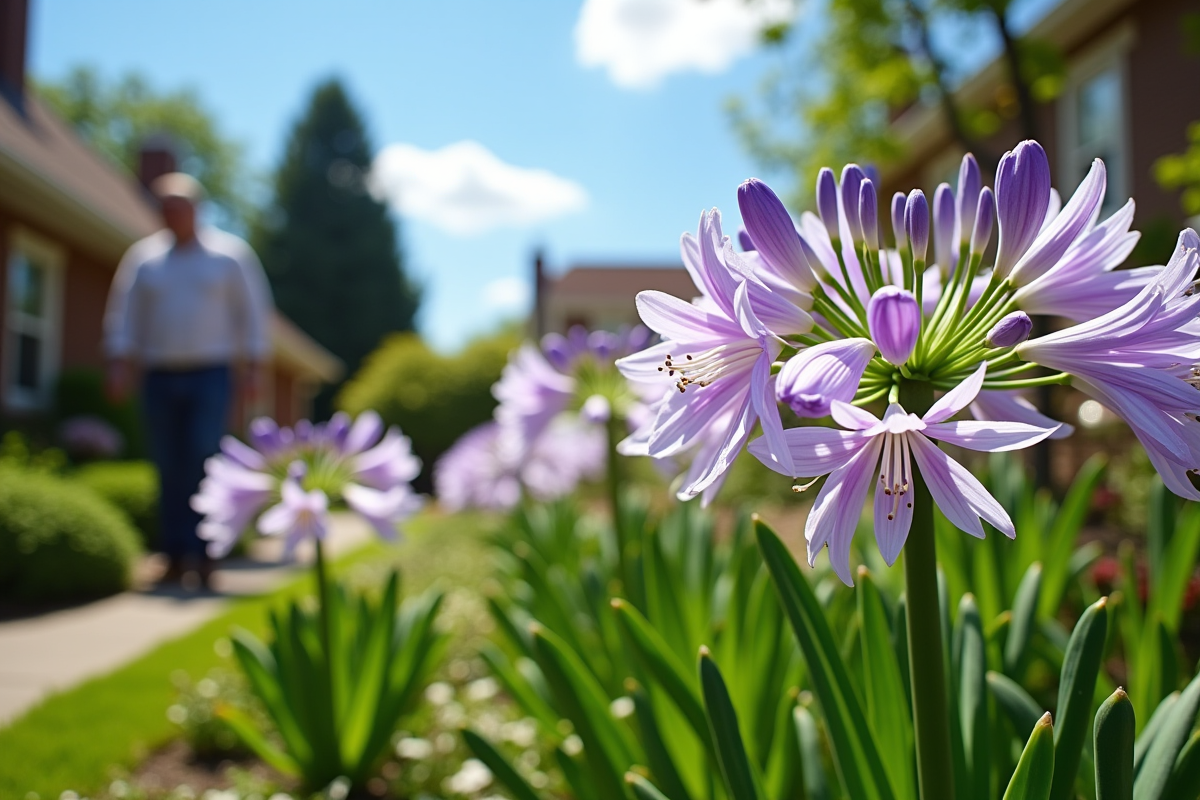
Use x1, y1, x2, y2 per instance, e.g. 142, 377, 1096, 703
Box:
700, 649, 760, 800
1094, 688, 1135, 800
629, 682, 693, 800
1134, 692, 1179, 775
857, 569, 916, 800
627, 772, 676, 800
1163, 732, 1200, 800
1040, 455, 1106, 618
462, 729, 544, 800
987, 671, 1044, 742
1051, 596, 1109, 800
958, 594, 991, 800
794, 703, 830, 800
1005, 563, 1043, 680
1134, 666, 1200, 800
1004, 713, 1055, 800
755, 520, 895, 800
216, 703, 300, 777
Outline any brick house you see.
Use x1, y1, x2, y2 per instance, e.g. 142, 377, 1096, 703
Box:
0, 0, 340, 434
879, 0, 1200, 234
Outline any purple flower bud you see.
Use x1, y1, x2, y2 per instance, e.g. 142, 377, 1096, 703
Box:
933, 182, 957, 273
738, 178, 816, 291
868, 286, 920, 365
737, 227, 755, 252
971, 187, 995, 258
777, 338, 877, 418
891, 192, 907, 250
840, 164, 866, 243
994, 140, 1051, 279
904, 190, 929, 265
956, 153, 981, 245
816, 167, 840, 242
859, 179, 878, 249
581, 394, 611, 423
985, 311, 1033, 348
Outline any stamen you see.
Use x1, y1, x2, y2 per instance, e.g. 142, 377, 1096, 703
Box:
663, 343, 761, 393
792, 476, 822, 493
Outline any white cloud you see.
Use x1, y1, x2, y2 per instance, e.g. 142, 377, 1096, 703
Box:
481, 276, 531, 315
574, 0, 795, 89
369, 141, 588, 236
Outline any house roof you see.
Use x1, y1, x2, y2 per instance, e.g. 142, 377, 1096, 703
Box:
548, 264, 696, 300
0, 93, 159, 262
0, 91, 343, 384
882, 0, 1136, 180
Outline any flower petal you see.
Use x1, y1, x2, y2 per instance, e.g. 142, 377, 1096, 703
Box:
923, 363, 987, 424
751, 356, 795, 476
970, 390, 1075, 440
923, 420, 1059, 451
908, 434, 1015, 538
634, 290, 742, 344
747, 426, 871, 477
806, 435, 882, 586
831, 399, 881, 431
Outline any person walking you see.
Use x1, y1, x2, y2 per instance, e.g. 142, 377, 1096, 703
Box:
104, 173, 273, 587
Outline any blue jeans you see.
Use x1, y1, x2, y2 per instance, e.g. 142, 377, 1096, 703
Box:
143, 365, 232, 559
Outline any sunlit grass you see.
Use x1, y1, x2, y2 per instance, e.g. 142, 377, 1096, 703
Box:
0, 507, 499, 799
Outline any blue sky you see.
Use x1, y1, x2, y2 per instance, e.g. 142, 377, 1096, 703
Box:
29, 0, 1057, 351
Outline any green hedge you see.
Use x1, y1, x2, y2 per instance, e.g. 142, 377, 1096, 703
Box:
73, 461, 159, 549
336, 330, 520, 492
0, 467, 142, 602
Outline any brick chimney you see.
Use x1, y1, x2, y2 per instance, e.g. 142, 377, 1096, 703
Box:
137, 132, 179, 191
0, 0, 28, 110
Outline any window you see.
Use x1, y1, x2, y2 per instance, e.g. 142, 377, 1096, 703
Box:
4, 229, 63, 410
1059, 24, 1135, 218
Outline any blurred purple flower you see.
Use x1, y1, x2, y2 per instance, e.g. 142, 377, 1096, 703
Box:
59, 415, 123, 459
257, 479, 330, 555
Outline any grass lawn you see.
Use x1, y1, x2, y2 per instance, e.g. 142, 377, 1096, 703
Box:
0, 508, 499, 800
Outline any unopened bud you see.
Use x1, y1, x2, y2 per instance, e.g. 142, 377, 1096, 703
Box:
905, 190, 929, 265
841, 164, 866, 243
985, 311, 1033, 348
971, 187, 995, 259
868, 286, 921, 366
859, 179, 878, 249
816, 167, 840, 242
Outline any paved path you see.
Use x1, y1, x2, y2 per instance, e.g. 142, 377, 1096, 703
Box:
0, 514, 374, 727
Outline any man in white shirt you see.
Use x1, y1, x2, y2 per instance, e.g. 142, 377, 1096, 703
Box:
104, 173, 273, 586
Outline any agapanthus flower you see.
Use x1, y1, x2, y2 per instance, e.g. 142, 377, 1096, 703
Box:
434, 418, 604, 512
616, 208, 808, 499
620, 136, 1200, 580
749, 367, 1057, 584
193, 411, 423, 558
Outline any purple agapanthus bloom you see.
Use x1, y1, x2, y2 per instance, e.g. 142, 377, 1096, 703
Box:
257, 478, 330, 555
434, 418, 604, 511
193, 411, 423, 558
777, 338, 876, 418
749, 366, 1058, 584
616, 208, 802, 498
1018, 229, 1200, 498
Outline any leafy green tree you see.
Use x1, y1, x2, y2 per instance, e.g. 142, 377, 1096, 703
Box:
729, 0, 1063, 200
36, 66, 251, 228
253, 79, 421, 418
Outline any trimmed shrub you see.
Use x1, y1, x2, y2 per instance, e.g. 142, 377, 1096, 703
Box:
0, 467, 142, 602
337, 329, 520, 492
73, 461, 160, 549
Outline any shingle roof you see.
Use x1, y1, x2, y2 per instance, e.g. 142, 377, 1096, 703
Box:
0, 92, 158, 261
548, 264, 696, 300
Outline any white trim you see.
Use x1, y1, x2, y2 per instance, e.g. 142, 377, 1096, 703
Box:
3, 227, 65, 411
1056, 21, 1136, 213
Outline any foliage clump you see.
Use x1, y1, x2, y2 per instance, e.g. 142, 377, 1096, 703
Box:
73, 460, 160, 550
0, 467, 142, 602
337, 330, 520, 491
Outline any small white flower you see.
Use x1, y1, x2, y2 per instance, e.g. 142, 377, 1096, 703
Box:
444, 759, 493, 794
501, 719, 537, 748
466, 676, 499, 701
425, 681, 455, 706
562, 734, 584, 756
609, 696, 635, 719
395, 737, 434, 760
196, 679, 220, 699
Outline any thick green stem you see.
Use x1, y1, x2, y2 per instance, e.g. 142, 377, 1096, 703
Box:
899, 380, 955, 800
605, 417, 629, 587
313, 539, 337, 732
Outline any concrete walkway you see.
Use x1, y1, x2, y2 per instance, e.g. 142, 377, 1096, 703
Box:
0, 513, 374, 727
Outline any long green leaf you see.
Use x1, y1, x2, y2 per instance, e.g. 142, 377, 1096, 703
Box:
1094, 688, 1135, 800
1134, 665, 1200, 800
857, 569, 915, 800
1040, 456, 1106, 618
1149, 504, 1200, 634
1004, 713, 1055, 800
988, 671, 1044, 741
958, 594, 991, 800
629, 682, 693, 800
1134, 692, 1179, 775
627, 772, 675, 800
794, 703, 830, 800
1051, 597, 1109, 800
462, 729, 544, 800
1005, 563, 1042, 680
700, 649, 759, 800
1163, 732, 1200, 800
756, 521, 894, 800
216, 704, 300, 777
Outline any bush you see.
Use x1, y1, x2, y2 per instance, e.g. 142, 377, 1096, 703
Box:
0, 467, 142, 602
337, 329, 520, 492
53, 368, 145, 459
73, 461, 159, 549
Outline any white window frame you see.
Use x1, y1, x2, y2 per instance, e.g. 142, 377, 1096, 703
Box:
3, 227, 65, 411
1057, 21, 1136, 214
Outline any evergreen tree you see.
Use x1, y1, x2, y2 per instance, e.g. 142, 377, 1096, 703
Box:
253, 79, 420, 418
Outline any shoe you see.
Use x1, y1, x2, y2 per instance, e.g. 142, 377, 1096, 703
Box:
198, 557, 216, 590
161, 557, 184, 584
